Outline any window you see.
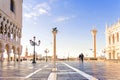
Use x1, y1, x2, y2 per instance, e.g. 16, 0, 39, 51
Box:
112, 34, 115, 44
10, 0, 15, 13
117, 32, 119, 42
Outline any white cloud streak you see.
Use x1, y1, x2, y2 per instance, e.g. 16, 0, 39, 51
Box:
56, 16, 75, 22
23, 2, 51, 19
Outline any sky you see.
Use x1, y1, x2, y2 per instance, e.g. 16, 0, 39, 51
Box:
21, 0, 120, 58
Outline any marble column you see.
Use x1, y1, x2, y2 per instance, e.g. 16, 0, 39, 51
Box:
52, 27, 57, 68
0, 53, 4, 61
7, 53, 10, 61
14, 53, 16, 62
13, 49, 18, 62
18, 54, 21, 62
91, 28, 97, 58
0, 48, 4, 62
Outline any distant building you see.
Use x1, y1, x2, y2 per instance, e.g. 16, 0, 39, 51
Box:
0, 0, 23, 61
24, 46, 32, 60
105, 20, 120, 59
24, 46, 42, 61
25, 46, 28, 58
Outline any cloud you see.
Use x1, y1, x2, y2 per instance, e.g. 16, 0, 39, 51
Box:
23, 2, 51, 19
56, 17, 70, 22
55, 16, 75, 22
49, 0, 58, 4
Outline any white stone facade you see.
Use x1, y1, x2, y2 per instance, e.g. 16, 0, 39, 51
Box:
105, 20, 120, 59
0, 0, 22, 61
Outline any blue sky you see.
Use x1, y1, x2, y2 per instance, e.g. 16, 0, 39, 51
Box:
21, 0, 120, 58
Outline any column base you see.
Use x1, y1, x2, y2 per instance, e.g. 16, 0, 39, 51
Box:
32, 60, 36, 64
90, 58, 98, 60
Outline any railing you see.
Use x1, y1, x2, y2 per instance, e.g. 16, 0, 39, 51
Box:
0, 34, 20, 44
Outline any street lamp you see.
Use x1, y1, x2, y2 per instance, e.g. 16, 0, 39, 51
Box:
30, 36, 40, 63
52, 27, 57, 68
91, 27, 97, 58
44, 48, 49, 62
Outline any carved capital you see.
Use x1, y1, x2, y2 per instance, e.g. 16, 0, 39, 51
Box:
0, 48, 5, 53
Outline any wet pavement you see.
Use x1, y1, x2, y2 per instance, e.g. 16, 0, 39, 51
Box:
0, 60, 120, 80
0, 61, 52, 80
64, 61, 120, 80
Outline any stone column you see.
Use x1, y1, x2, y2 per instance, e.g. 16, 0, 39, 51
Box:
7, 47, 11, 62
14, 53, 16, 62
0, 53, 4, 61
52, 27, 57, 68
7, 53, 10, 61
18, 46, 22, 62
91, 28, 97, 58
18, 54, 21, 62
0, 48, 5, 62
13, 49, 17, 62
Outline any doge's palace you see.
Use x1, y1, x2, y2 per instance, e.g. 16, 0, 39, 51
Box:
105, 20, 120, 59
0, 0, 22, 61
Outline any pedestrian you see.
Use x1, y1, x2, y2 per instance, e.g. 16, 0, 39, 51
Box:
79, 53, 84, 62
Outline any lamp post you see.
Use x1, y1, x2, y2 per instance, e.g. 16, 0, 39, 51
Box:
30, 36, 40, 63
44, 48, 49, 62
52, 27, 57, 68
91, 27, 97, 58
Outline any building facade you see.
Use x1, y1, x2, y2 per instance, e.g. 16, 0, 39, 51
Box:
105, 20, 120, 59
0, 0, 22, 61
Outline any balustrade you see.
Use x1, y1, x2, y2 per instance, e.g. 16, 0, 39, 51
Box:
0, 12, 21, 45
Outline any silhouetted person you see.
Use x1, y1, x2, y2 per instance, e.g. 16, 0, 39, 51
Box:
79, 53, 84, 62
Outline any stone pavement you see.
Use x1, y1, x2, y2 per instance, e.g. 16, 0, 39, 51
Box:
0, 61, 120, 80
56, 62, 88, 80
65, 61, 120, 80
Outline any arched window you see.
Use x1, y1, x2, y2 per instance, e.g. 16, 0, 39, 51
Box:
10, 0, 15, 13
109, 36, 111, 44
112, 34, 115, 44
117, 32, 119, 42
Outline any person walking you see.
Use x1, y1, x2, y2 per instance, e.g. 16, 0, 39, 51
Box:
79, 53, 84, 62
